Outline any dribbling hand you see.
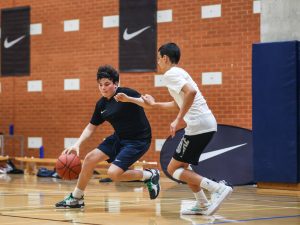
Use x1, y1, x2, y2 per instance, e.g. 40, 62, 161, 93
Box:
62, 146, 80, 156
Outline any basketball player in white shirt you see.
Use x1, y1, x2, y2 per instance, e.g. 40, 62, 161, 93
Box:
115, 43, 232, 216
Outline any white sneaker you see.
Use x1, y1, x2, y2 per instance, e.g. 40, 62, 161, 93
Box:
181, 202, 210, 215
203, 183, 233, 215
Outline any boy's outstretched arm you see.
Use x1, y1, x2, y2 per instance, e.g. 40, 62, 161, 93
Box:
114, 93, 152, 108
115, 93, 178, 110
142, 94, 178, 110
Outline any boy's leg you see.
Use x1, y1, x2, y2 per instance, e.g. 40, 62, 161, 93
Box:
187, 165, 210, 207
171, 132, 232, 215
188, 183, 209, 204
55, 149, 109, 208
107, 163, 160, 200
168, 159, 232, 215
107, 164, 144, 181
76, 149, 109, 191
167, 160, 209, 214
107, 138, 160, 200
181, 182, 210, 215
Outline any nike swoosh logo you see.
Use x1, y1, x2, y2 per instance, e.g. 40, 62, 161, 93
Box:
4, 35, 26, 48
101, 110, 106, 114
199, 143, 247, 162
152, 184, 158, 194
123, 26, 151, 41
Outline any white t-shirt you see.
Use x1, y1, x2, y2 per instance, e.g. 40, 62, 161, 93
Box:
164, 67, 217, 135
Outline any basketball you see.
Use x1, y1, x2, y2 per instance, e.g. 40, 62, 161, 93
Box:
55, 154, 82, 180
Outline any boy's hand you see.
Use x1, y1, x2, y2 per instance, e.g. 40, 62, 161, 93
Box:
170, 118, 179, 138
114, 93, 130, 102
62, 146, 80, 156
170, 117, 184, 138
141, 94, 155, 106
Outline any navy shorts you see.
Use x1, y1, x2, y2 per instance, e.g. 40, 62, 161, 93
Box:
97, 134, 151, 171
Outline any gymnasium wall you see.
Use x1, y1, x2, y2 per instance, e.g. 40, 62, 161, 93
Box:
261, 0, 300, 42
0, 0, 260, 160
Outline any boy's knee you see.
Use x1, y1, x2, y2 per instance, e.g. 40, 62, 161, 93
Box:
167, 164, 180, 176
168, 165, 185, 180
84, 152, 93, 162
83, 152, 96, 165
107, 169, 122, 181
82, 150, 99, 168
167, 165, 175, 176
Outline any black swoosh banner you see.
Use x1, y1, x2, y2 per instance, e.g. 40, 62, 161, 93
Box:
1, 6, 30, 76
119, 0, 157, 72
160, 125, 254, 185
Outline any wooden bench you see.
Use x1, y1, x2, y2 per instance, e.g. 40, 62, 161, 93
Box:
0, 155, 9, 161
14, 157, 158, 176
15, 157, 57, 175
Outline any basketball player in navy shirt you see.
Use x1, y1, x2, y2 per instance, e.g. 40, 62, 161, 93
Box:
55, 65, 160, 208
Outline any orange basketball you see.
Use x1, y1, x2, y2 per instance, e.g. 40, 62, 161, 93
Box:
55, 153, 82, 180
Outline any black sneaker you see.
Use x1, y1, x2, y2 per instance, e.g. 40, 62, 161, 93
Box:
144, 169, 160, 200
55, 193, 84, 209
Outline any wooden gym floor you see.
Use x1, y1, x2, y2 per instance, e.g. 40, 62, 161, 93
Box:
0, 174, 299, 225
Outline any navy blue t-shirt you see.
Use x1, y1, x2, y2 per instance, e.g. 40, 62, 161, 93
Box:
90, 87, 151, 140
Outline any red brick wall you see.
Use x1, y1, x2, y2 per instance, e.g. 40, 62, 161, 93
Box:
0, 0, 259, 161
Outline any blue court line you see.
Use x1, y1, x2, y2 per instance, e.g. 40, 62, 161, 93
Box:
197, 214, 300, 225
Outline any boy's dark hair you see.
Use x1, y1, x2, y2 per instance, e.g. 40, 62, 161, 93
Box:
158, 42, 181, 64
97, 65, 119, 84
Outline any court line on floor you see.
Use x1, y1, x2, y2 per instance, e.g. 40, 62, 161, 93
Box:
1, 199, 297, 213
0, 214, 72, 223
0, 214, 103, 225
196, 214, 300, 225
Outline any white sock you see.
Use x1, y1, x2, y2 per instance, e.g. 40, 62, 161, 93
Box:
194, 189, 209, 206
141, 170, 152, 181
200, 177, 220, 192
72, 187, 84, 199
